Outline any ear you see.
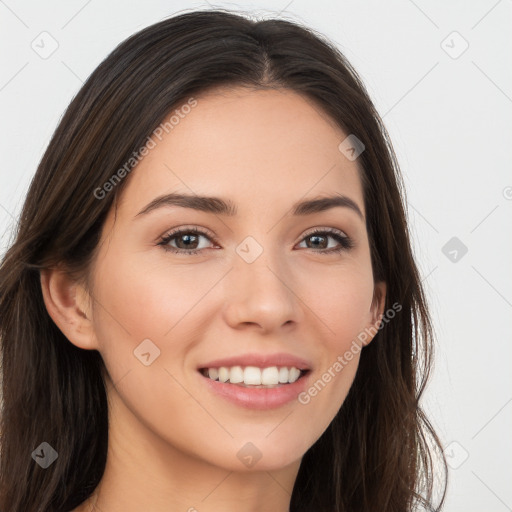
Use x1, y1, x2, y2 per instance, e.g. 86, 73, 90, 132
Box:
362, 281, 387, 347
40, 266, 98, 350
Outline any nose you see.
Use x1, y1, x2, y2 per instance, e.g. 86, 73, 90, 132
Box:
221, 250, 302, 333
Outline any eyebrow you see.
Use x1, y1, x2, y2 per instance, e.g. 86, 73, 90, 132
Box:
134, 192, 364, 220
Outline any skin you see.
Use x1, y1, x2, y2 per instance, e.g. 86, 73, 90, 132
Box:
41, 87, 386, 512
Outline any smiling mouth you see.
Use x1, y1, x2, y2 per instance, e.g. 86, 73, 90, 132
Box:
199, 366, 310, 388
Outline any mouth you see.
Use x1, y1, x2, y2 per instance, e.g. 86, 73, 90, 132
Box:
199, 366, 311, 388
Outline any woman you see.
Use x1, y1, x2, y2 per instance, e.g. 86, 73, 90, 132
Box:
0, 9, 447, 512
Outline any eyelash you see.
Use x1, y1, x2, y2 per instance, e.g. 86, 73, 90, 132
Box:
157, 226, 354, 255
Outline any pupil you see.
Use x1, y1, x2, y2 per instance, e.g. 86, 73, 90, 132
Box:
178, 234, 197, 249
309, 235, 326, 249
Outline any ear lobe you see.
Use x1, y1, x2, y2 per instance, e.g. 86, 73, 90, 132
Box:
40, 267, 98, 350
362, 281, 387, 347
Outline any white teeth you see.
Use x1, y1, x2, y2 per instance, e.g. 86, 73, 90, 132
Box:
261, 366, 279, 385
244, 366, 262, 385
229, 366, 244, 384
218, 367, 229, 383
202, 365, 305, 386
278, 367, 289, 383
289, 367, 301, 383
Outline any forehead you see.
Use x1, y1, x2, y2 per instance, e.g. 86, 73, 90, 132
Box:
117, 87, 364, 219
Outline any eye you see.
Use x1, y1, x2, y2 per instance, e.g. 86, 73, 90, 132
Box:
157, 227, 354, 255
296, 228, 354, 254
158, 227, 218, 255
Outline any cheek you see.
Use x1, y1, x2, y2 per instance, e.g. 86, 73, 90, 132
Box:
293, 266, 373, 417
92, 249, 215, 338
89, 249, 230, 385
299, 263, 375, 346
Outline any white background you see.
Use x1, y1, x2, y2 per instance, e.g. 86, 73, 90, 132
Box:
1, 1, 511, 510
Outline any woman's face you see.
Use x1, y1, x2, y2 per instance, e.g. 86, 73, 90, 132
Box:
82, 87, 385, 472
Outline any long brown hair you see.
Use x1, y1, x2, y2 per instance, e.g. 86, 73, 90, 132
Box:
0, 9, 447, 511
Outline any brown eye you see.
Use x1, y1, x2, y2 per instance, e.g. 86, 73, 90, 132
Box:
158, 228, 216, 255
298, 229, 353, 254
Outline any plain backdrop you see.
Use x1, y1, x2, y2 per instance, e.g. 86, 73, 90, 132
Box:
1, 1, 511, 510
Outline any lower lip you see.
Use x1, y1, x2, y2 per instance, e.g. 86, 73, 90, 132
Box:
199, 371, 311, 410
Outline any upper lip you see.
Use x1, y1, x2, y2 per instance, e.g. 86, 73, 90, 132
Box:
198, 352, 312, 371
